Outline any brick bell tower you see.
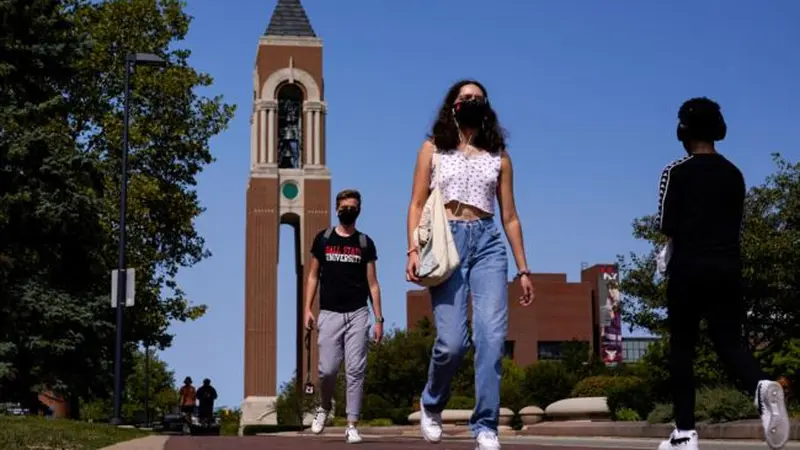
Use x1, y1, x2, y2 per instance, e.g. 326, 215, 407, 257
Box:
241, 0, 330, 428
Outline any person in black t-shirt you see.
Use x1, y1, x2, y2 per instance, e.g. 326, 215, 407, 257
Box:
303, 189, 384, 444
196, 378, 217, 421
655, 97, 789, 450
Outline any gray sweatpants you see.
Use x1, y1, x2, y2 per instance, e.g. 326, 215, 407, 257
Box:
317, 306, 370, 422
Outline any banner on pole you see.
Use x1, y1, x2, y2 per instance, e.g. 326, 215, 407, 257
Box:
111, 268, 136, 307
597, 265, 623, 366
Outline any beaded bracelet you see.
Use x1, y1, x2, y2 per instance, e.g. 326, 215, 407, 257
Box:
514, 269, 533, 280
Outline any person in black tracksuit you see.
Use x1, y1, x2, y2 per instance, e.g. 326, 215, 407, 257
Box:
655, 97, 789, 450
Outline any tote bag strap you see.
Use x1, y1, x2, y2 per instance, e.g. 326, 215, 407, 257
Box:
431, 149, 442, 190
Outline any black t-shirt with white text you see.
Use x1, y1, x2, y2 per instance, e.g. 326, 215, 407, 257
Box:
311, 228, 377, 313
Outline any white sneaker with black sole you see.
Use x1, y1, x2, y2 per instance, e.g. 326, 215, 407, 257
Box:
419, 399, 443, 443
756, 380, 790, 449
475, 430, 501, 450
657, 429, 699, 450
310, 407, 328, 435
345, 425, 363, 444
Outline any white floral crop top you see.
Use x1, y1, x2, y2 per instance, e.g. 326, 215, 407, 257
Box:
430, 149, 501, 214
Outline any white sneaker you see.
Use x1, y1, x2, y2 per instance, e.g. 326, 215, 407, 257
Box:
657, 429, 699, 450
475, 430, 501, 450
419, 399, 443, 443
310, 407, 328, 435
345, 425, 362, 444
756, 380, 790, 449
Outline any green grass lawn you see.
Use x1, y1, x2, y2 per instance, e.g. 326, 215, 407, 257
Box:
0, 416, 149, 450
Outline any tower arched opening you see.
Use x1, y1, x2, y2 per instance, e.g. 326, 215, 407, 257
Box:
277, 83, 304, 169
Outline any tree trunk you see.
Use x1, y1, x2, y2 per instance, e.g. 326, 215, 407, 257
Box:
68, 392, 81, 420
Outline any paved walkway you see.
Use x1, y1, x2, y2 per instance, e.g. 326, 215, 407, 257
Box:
101, 435, 170, 450
104, 434, 800, 450
161, 435, 599, 450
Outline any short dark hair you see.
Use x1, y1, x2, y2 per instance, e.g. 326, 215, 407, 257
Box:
428, 79, 508, 153
677, 97, 727, 143
335, 189, 361, 209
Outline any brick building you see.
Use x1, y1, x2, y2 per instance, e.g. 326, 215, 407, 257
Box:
406, 263, 632, 367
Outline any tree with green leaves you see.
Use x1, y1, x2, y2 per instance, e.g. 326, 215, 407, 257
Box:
0, 0, 234, 415
618, 154, 800, 386
0, 0, 110, 413
67, 0, 235, 349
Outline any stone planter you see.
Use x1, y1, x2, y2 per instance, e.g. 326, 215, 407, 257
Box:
408, 409, 470, 426
544, 397, 610, 421
408, 407, 515, 429
518, 405, 545, 428
498, 407, 514, 430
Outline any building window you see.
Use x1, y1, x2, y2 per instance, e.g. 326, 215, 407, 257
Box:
537, 341, 564, 360
277, 83, 303, 169
622, 338, 657, 363
504, 340, 515, 359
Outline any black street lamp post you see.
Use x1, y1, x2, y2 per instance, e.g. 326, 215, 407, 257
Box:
143, 343, 150, 426
111, 52, 167, 426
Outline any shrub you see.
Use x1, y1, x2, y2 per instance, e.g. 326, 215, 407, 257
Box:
386, 407, 412, 425
274, 373, 345, 425
521, 361, 576, 408
696, 387, 757, 423
646, 387, 759, 424
561, 340, 606, 379
274, 377, 316, 426
637, 336, 736, 403
614, 407, 641, 421
361, 394, 394, 421
450, 349, 476, 399
606, 377, 654, 421
570, 376, 643, 398
368, 418, 393, 426
364, 324, 433, 423
500, 358, 527, 413
447, 395, 475, 410
647, 403, 674, 424
219, 408, 241, 436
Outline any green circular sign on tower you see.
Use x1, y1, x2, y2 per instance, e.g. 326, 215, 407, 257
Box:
281, 181, 300, 200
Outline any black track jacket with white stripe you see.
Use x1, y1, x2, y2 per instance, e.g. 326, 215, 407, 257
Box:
656, 153, 745, 273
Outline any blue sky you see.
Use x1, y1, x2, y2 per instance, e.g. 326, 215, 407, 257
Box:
159, 0, 800, 409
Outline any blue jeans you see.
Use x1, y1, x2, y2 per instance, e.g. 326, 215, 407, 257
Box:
420, 217, 509, 436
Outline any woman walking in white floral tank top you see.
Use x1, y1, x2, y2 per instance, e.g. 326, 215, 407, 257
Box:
405, 80, 534, 450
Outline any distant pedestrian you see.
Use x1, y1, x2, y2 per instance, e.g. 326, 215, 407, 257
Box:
656, 97, 789, 450
196, 378, 217, 421
178, 377, 196, 416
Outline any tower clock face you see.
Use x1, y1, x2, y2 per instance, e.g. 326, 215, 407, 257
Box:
281, 181, 300, 200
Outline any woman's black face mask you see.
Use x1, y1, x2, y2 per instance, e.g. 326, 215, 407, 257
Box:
453, 98, 488, 129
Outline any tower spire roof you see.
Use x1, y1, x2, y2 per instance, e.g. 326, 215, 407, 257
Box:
264, 0, 316, 38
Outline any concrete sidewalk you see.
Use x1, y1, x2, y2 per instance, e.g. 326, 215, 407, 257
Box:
508, 436, 800, 449
290, 420, 800, 441
100, 435, 169, 450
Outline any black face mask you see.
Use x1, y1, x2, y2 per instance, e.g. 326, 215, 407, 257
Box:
338, 207, 359, 226
453, 98, 488, 129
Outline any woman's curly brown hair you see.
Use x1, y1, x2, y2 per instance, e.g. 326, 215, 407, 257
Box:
427, 79, 508, 154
